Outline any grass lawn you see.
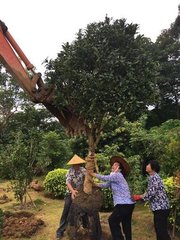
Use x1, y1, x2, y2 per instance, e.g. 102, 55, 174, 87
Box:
0, 180, 179, 240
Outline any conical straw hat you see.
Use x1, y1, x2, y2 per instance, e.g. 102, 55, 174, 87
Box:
67, 154, 86, 165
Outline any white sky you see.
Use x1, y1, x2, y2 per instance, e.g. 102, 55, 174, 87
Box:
1, 0, 179, 74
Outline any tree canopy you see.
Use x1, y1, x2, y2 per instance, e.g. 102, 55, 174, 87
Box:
154, 7, 180, 119
46, 16, 159, 131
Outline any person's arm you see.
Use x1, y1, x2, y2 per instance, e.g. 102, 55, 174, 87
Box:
91, 171, 120, 182
133, 176, 159, 201
66, 168, 79, 199
90, 172, 111, 188
143, 176, 159, 201
98, 182, 111, 188
66, 182, 78, 199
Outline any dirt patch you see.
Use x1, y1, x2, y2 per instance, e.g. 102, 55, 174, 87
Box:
2, 211, 45, 239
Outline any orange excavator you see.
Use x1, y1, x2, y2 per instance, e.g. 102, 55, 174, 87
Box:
0, 20, 86, 136
0, 20, 97, 195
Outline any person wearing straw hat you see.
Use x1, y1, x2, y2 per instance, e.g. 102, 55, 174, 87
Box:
90, 156, 135, 240
56, 154, 87, 240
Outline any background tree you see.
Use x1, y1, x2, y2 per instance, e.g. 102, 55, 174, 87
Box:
147, 5, 180, 128
0, 105, 72, 176
0, 131, 35, 208
45, 16, 159, 192
129, 118, 180, 176
0, 67, 21, 134
37, 131, 73, 170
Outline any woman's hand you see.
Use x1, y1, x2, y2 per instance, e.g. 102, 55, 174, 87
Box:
71, 189, 78, 199
89, 171, 96, 177
132, 194, 142, 201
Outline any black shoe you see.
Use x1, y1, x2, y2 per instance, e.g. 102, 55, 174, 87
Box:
56, 233, 63, 240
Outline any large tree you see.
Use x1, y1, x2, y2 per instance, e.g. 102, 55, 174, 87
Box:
45, 16, 158, 193
154, 5, 180, 120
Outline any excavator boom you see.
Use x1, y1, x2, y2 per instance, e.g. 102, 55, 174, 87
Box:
0, 20, 87, 135
0, 20, 52, 103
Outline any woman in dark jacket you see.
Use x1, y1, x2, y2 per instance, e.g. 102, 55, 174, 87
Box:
133, 160, 171, 240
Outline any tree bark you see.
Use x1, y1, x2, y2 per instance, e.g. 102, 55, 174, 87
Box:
83, 132, 99, 194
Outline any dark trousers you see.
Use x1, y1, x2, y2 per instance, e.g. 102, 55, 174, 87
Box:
56, 193, 72, 238
153, 209, 171, 240
108, 204, 135, 240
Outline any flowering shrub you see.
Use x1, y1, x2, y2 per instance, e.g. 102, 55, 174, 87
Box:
163, 173, 180, 237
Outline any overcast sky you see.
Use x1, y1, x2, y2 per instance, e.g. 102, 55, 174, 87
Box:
1, 0, 179, 74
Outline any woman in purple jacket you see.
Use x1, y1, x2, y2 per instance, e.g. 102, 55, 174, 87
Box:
90, 156, 135, 240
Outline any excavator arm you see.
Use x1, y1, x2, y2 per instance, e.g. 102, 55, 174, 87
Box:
0, 20, 87, 135
0, 20, 51, 102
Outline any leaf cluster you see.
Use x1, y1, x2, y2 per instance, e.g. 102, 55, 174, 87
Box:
45, 16, 158, 125
43, 168, 68, 198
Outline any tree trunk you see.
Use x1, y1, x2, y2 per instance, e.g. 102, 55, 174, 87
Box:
83, 132, 99, 194
66, 130, 103, 240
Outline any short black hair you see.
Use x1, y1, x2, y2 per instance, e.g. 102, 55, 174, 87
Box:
149, 160, 160, 173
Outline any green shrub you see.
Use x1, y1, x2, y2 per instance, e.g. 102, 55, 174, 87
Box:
100, 188, 113, 212
127, 155, 147, 194
163, 175, 180, 236
43, 168, 67, 199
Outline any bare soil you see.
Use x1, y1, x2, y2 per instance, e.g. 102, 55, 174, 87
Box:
2, 211, 45, 239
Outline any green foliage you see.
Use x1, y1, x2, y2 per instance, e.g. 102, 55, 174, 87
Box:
97, 115, 148, 159
0, 70, 23, 132
128, 118, 180, 176
69, 137, 88, 158
11, 180, 28, 204
0, 209, 3, 237
100, 188, 113, 212
127, 155, 147, 194
155, 11, 180, 119
98, 114, 130, 153
2, 104, 64, 145
37, 131, 73, 170
0, 112, 72, 176
43, 168, 68, 198
147, 120, 180, 175
46, 16, 158, 125
163, 175, 180, 234
96, 144, 124, 174
146, 104, 180, 129
0, 131, 35, 207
